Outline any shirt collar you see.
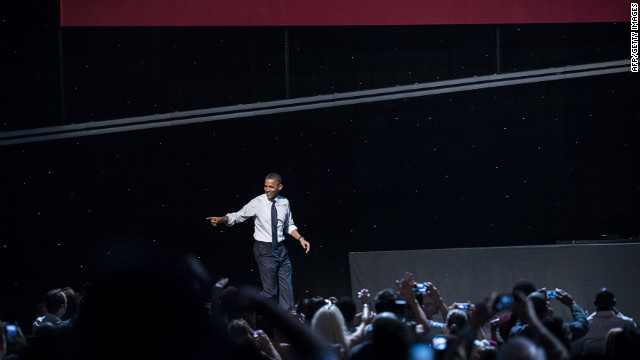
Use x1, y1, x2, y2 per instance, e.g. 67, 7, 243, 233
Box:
593, 310, 615, 317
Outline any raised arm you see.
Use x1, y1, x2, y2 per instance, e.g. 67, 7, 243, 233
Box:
555, 288, 589, 340
517, 291, 570, 360
397, 272, 431, 334
425, 282, 449, 319
348, 297, 372, 346
238, 286, 337, 360
207, 199, 257, 227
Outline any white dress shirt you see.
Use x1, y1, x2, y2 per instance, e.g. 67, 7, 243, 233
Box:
575, 310, 637, 356
226, 194, 298, 243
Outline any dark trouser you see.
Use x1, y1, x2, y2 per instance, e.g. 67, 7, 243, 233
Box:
253, 240, 294, 311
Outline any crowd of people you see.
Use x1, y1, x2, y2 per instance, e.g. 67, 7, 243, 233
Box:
1, 253, 638, 360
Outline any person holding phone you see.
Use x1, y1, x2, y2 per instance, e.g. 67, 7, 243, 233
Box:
509, 288, 589, 343
492, 280, 537, 342
411, 280, 449, 341
206, 173, 310, 312
0, 322, 7, 359
1, 321, 27, 359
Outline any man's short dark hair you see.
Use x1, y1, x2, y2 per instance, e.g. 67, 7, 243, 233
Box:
44, 289, 66, 314
594, 288, 616, 310
512, 280, 537, 297
219, 286, 243, 320
303, 297, 327, 323
371, 313, 411, 359
265, 173, 283, 185
374, 289, 398, 314
336, 296, 356, 323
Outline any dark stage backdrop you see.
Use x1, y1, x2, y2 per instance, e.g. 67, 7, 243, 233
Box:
1, 22, 632, 131
0, 4, 638, 330
2, 72, 639, 329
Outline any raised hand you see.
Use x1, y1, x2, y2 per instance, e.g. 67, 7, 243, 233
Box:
425, 282, 442, 302
396, 272, 416, 301
357, 288, 371, 305
555, 288, 576, 307
206, 216, 226, 226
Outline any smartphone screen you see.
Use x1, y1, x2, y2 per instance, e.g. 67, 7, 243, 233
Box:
6, 324, 17, 342
410, 343, 435, 360
432, 336, 447, 351
493, 294, 514, 311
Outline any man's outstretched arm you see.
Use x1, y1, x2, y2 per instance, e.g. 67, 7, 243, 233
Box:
205, 216, 229, 226
207, 200, 258, 227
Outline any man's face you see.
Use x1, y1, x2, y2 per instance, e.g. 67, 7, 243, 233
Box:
264, 178, 283, 200
421, 298, 439, 319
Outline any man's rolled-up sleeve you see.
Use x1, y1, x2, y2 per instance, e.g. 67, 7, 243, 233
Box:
284, 207, 298, 235
226, 200, 256, 226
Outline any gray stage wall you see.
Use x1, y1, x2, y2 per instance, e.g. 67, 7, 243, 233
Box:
349, 243, 640, 324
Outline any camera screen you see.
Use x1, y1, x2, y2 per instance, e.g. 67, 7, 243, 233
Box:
432, 336, 447, 351
410, 343, 435, 360
494, 295, 514, 311
6, 324, 17, 342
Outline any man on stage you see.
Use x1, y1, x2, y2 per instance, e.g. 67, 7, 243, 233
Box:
206, 173, 310, 311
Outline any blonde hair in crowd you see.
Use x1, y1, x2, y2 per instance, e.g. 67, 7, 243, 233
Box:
311, 303, 351, 352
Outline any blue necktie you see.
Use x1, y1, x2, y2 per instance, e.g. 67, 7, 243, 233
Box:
271, 200, 278, 251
